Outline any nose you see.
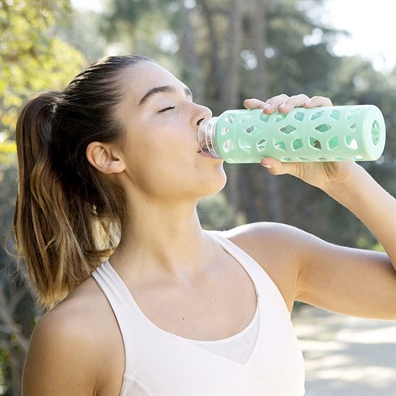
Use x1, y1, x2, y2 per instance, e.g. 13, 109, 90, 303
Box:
193, 103, 212, 127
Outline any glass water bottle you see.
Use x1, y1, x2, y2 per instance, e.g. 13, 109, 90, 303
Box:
197, 105, 386, 163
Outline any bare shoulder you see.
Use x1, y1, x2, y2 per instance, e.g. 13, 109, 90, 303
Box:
220, 222, 318, 310
222, 221, 314, 255
223, 220, 298, 238
23, 277, 124, 395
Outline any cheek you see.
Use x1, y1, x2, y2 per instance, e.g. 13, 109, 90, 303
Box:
122, 129, 163, 168
121, 127, 227, 198
121, 142, 187, 196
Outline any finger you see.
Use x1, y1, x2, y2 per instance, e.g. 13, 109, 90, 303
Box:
260, 157, 298, 176
303, 96, 333, 108
277, 94, 310, 113
263, 94, 290, 114
243, 98, 267, 109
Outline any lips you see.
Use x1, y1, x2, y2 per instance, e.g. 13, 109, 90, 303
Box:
197, 130, 207, 153
198, 144, 210, 154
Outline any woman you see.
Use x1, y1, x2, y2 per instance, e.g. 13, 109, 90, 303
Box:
15, 54, 395, 395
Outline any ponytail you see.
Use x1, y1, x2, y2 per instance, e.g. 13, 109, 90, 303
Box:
14, 92, 118, 309
13, 55, 150, 309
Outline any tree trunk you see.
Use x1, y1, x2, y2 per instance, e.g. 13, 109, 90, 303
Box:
200, 0, 224, 103
220, 0, 243, 216
220, 0, 242, 111
247, 0, 284, 223
179, 3, 204, 103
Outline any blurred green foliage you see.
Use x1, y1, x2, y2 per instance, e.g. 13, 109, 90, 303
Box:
0, 1, 87, 394
198, 193, 237, 231
0, 0, 394, 394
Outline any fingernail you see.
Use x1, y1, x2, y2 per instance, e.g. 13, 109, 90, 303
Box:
263, 164, 272, 169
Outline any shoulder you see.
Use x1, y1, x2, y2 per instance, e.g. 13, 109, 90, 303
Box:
38, 276, 111, 340
218, 222, 322, 310
23, 277, 124, 395
37, 277, 111, 346
222, 221, 316, 255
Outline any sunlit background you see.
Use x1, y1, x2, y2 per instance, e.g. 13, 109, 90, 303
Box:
72, 0, 396, 73
1, 1, 395, 395
324, 0, 396, 72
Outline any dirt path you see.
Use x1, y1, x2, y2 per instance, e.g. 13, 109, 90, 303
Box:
292, 306, 396, 395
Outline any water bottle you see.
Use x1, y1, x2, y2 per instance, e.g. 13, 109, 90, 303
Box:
197, 105, 386, 163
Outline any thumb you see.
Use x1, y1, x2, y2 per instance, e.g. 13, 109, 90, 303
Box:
260, 157, 298, 176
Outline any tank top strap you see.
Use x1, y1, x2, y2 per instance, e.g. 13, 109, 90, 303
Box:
92, 261, 138, 370
207, 231, 291, 319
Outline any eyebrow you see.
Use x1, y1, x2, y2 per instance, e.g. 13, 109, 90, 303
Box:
139, 85, 193, 106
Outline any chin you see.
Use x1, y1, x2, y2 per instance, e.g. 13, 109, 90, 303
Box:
201, 172, 227, 197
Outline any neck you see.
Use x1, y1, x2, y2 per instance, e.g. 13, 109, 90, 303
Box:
111, 197, 212, 278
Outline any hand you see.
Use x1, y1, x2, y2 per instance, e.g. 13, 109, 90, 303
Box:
243, 94, 357, 190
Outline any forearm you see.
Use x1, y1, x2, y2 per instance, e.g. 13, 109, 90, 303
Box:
323, 163, 396, 269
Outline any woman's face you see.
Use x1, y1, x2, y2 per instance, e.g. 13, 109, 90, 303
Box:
115, 61, 227, 203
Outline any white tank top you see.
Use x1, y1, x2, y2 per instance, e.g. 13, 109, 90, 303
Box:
92, 231, 305, 395
190, 304, 259, 365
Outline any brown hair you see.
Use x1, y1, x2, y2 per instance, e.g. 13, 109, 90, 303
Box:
14, 55, 152, 309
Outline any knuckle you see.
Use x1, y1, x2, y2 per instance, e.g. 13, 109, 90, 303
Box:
287, 94, 309, 104
297, 93, 309, 100
271, 93, 289, 102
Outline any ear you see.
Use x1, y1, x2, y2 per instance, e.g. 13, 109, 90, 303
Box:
86, 142, 125, 174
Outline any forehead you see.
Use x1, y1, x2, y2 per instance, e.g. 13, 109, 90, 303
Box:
122, 61, 184, 104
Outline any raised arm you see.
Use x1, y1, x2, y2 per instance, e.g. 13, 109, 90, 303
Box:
240, 95, 396, 319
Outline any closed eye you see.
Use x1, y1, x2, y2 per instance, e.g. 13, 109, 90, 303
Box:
158, 106, 175, 113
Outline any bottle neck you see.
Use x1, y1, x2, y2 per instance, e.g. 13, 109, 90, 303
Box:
197, 117, 220, 157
